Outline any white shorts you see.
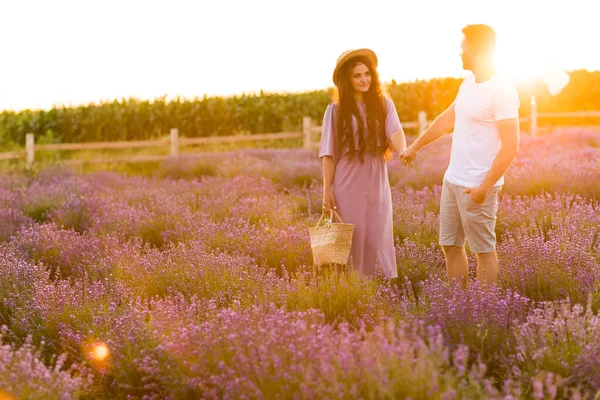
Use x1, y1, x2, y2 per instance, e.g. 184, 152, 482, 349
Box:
439, 179, 501, 253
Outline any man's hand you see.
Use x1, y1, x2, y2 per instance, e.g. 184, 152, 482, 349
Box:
322, 189, 337, 213
464, 186, 489, 205
400, 144, 419, 166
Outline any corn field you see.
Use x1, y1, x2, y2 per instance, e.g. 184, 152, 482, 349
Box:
0, 70, 598, 149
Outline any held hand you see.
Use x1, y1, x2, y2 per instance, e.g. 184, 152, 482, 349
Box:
322, 189, 337, 213
464, 186, 489, 205
400, 144, 418, 166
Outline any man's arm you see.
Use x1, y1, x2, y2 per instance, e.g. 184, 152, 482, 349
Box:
465, 118, 520, 203
401, 102, 456, 165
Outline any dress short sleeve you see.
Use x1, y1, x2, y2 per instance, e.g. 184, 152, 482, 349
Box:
384, 97, 402, 139
319, 103, 335, 158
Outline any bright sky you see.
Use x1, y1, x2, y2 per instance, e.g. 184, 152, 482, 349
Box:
1, 0, 598, 111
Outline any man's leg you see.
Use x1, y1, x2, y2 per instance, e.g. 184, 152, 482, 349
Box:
439, 180, 468, 288
462, 186, 502, 288
443, 245, 469, 288
476, 251, 499, 287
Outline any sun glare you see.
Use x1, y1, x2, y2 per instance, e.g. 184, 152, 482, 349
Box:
494, 31, 570, 96
495, 38, 549, 85
92, 342, 110, 361
0, 390, 16, 400
82, 339, 111, 373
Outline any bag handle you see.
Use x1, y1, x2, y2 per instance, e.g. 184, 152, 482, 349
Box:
330, 209, 345, 223
315, 209, 345, 227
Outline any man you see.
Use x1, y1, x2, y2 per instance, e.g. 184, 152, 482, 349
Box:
401, 24, 520, 288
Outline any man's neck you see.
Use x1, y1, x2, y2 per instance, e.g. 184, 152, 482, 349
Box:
472, 63, 497, 83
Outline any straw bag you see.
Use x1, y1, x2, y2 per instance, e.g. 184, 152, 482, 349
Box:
308, 209, 354, 267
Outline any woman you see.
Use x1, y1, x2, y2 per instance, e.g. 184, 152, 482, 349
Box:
319, 48, 406, 279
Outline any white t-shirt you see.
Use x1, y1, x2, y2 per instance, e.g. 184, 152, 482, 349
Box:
444, 73, 520, 187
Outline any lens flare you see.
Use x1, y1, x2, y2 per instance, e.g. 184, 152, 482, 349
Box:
0, 390, 16, 400
92, 342, 110, 361
543, 65, 570, 96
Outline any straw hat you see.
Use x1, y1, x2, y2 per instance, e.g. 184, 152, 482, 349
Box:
332, 48, 378, 85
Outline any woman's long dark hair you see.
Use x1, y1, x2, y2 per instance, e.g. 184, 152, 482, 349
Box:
333, 56, 390, 163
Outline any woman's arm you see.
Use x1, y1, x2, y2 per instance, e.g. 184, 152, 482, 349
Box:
388, 129, 407, 155
322, 156, 337, 212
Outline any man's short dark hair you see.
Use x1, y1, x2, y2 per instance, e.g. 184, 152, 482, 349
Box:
462, 24, 497, 54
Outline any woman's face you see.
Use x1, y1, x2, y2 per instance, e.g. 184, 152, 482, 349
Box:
350, 62, 371, 94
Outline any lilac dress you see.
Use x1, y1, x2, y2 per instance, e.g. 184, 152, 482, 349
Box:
319, 97, 401, 279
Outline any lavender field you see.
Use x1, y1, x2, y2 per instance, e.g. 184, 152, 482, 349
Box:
1, 129, 600, 399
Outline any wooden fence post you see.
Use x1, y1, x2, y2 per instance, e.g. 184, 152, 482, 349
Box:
303, 117, 312, 149
418, 111, 427, 136
170, 128, 179, 158
26, 133, 34, 168
530, 95, 537, 137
